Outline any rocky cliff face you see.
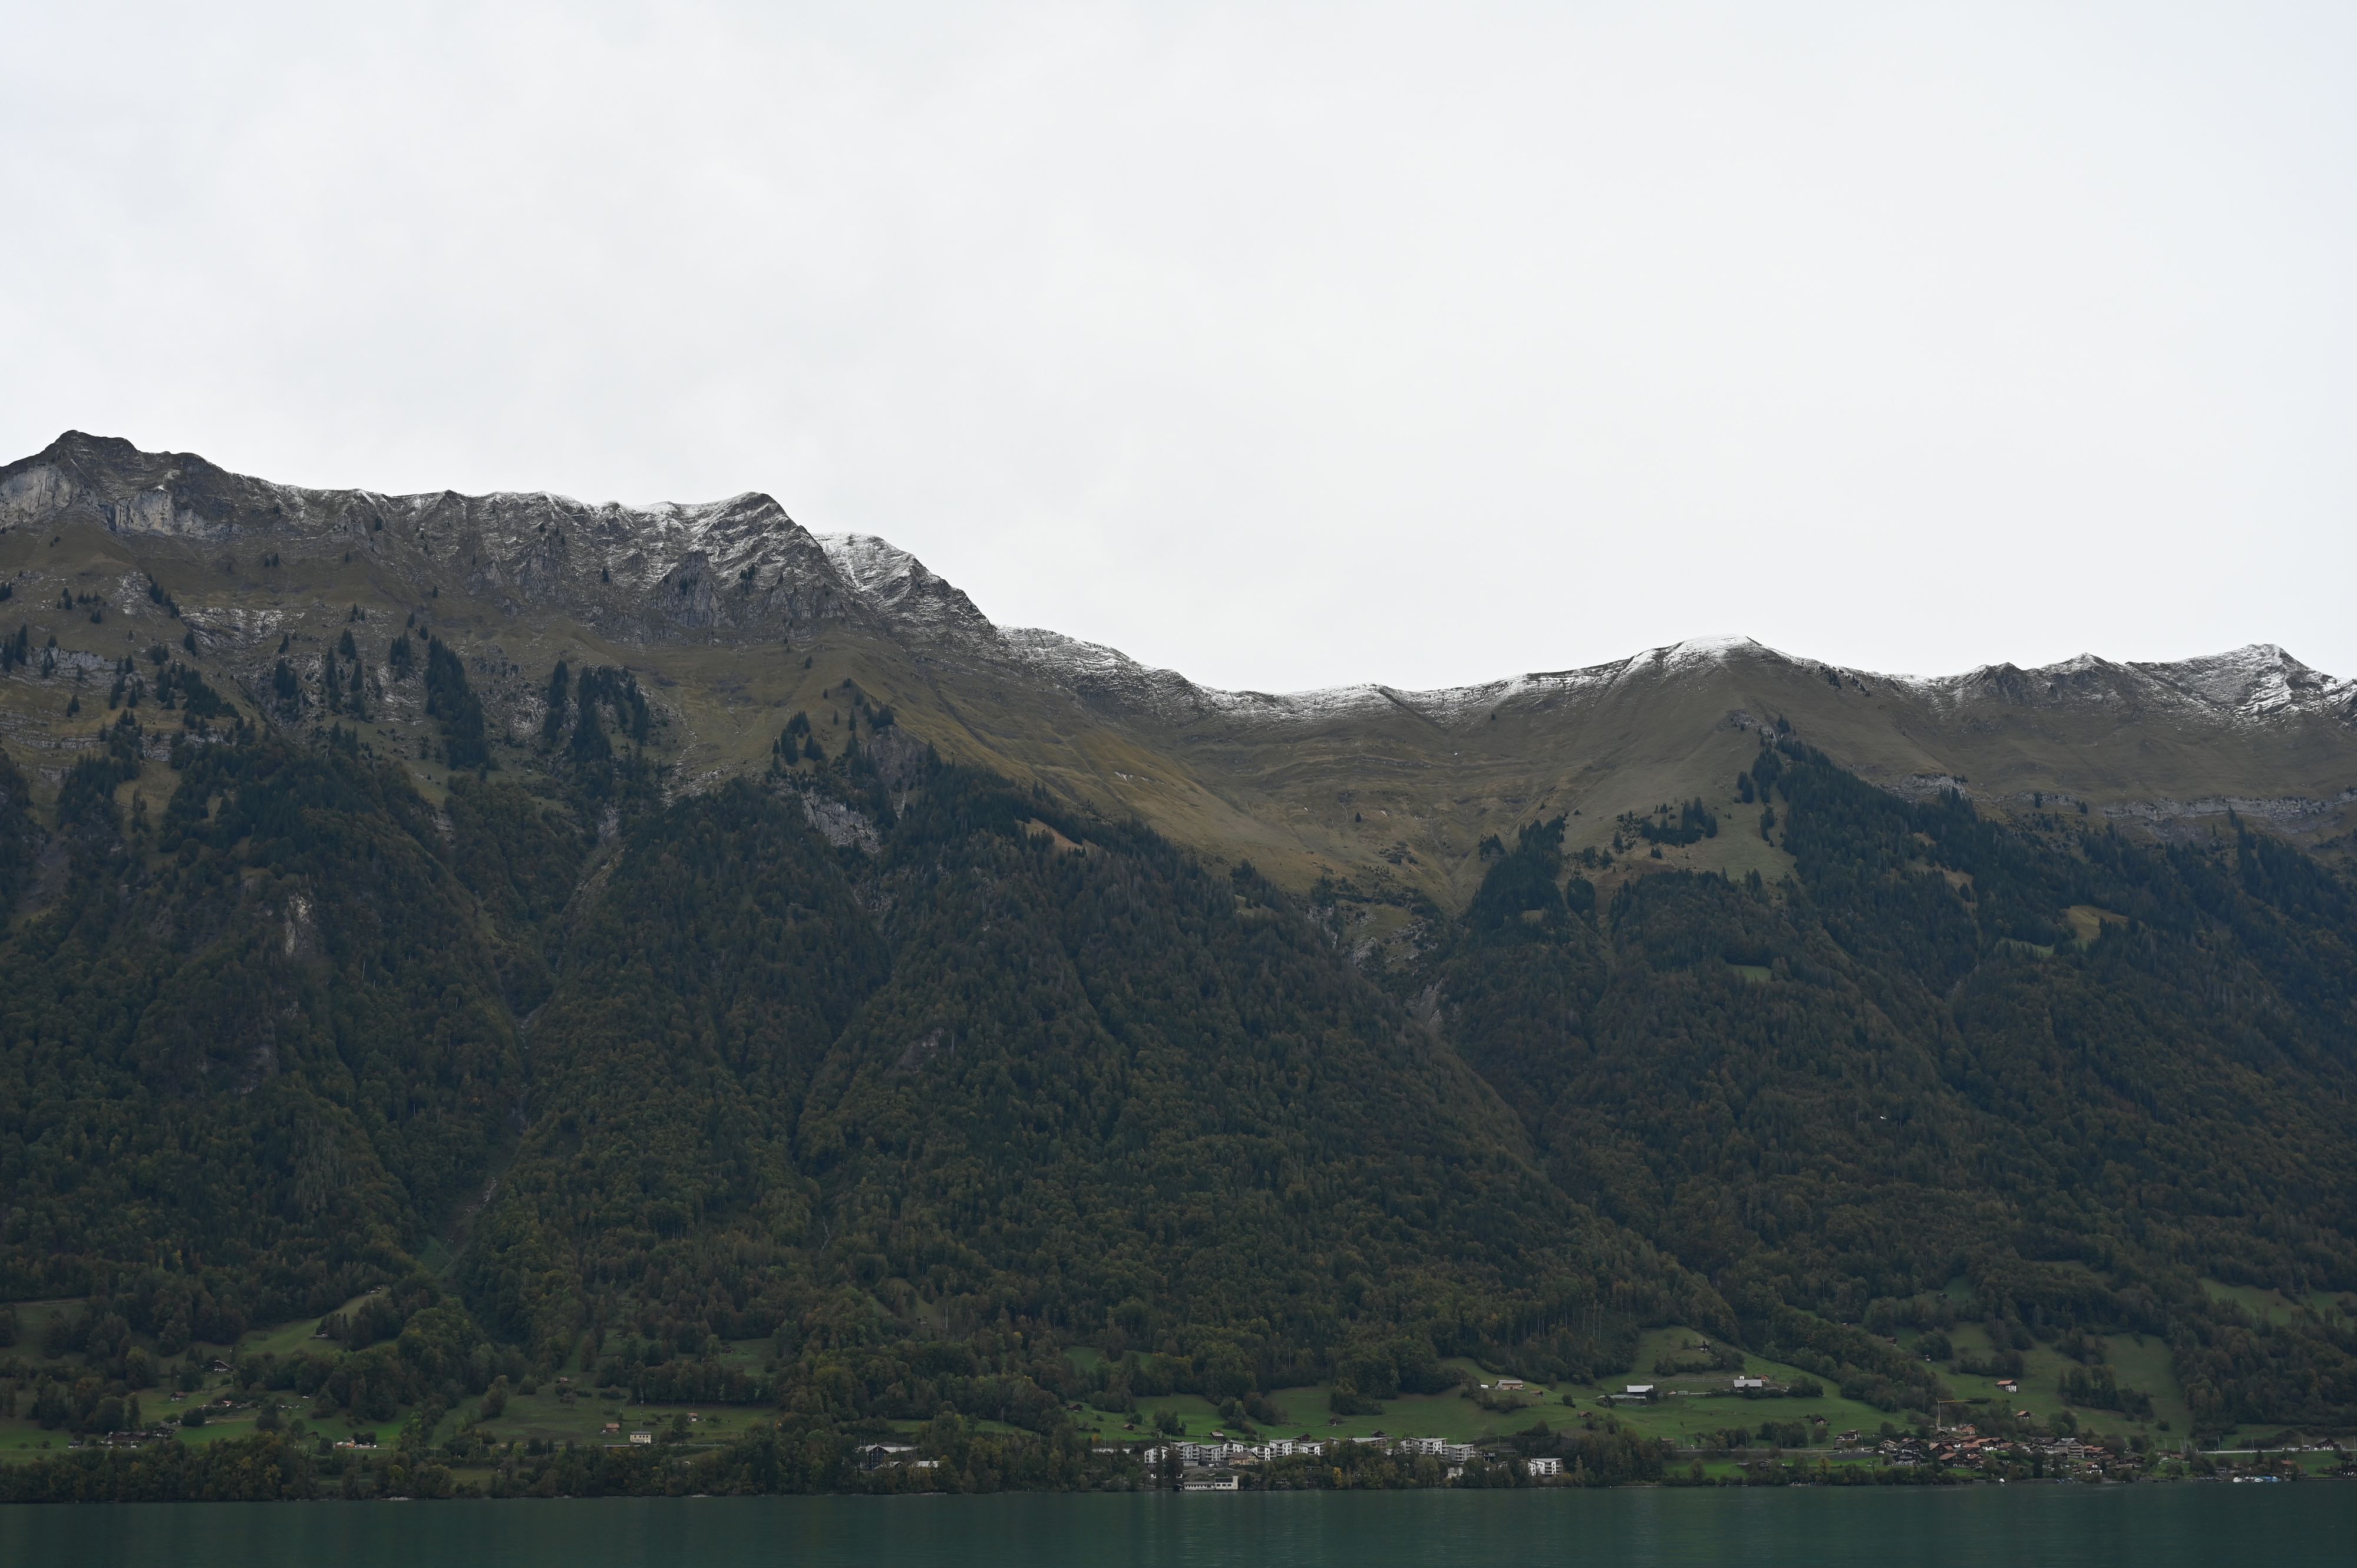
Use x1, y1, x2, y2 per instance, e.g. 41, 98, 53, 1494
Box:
3, 431, 2353, 902
0, 432, 867, 644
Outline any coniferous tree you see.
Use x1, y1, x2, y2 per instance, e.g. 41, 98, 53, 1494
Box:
424, 638, 490, 770
542, 660, 570, 745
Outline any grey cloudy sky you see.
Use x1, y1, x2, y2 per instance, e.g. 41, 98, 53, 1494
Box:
5, 2, 2353, 693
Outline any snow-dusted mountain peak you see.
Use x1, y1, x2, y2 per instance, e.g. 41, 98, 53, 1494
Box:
2136, 643, 2343, 719
4, 435, 2350, 745
814, 532, 996, 642
1658, 633, 1771, 665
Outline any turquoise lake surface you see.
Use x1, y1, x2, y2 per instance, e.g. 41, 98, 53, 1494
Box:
3, 1484, 2349, 1567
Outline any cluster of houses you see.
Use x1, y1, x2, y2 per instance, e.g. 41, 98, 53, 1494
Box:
85, 1429, 179, 1448
1868, 1428, 2149, 1478
1135, 1434, 1563, 1484
1146, 1438, 1354, 1466
1872, 1430, 2013, 1467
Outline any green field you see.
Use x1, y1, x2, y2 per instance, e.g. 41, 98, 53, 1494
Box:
0, 1295, 2326, 1465
1050, 1344, 1903, 1451
237, 1292, 382, 1361
0, 1382, 762, 1465
3, 1299, 84, 1358
0, 1423, 70, 1457
2199, 1279, 2353, 1329
1050, 1356, 1578, 1448
1921, 1322, 2191, 1442
1559, 1329, 1899, 1449
458, 1388, 753, 1450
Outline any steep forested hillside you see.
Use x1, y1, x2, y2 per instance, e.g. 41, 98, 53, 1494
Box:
0, 719, 1718, 1451
4, 709, 2355, 1475
454, 754, 1718, 1396
1431, 740, 2357, 1430
1, 430, 2355, 1487
0, 725, 520, 1328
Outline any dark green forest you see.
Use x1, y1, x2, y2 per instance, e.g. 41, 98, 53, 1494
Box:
1435, 741, 2357, 1431
4, 702, 2356, 1496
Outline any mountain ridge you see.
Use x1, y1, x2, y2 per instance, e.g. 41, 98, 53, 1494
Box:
3, 431, 2353, 909
14, 430, 2348, 723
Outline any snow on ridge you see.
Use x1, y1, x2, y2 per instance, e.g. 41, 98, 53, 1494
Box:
817, 538, 1803, 725
1001, 626, 1193, 687
816, 532, 996, 639
1659, 633, 1771, 665
21, 442, 2345, 728
2132, 643, 2342, 719
1876, 643, 2351, 723
999, 627, 1205, 712
999, 635, 1422, 724
1196, 682, 1401, 723
8, 433, 849, 626
814, 533, 919, 596
1305, 635, 1777, 725
1162, 634, 2349, 731
1181, 643, 1723, 729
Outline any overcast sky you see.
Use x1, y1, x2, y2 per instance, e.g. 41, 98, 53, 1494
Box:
5, 3, 2353, 692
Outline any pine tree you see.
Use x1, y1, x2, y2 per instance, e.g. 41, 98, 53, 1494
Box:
542, 661, 570, 745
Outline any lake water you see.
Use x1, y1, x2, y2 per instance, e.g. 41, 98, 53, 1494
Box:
2, 1485, 2349, 1567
